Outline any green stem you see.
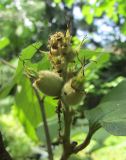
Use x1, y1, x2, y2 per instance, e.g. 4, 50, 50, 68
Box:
73, 124, 101, 153
73, 129, 93, 153
33, 88, 53, 160
60, 104, 72, 160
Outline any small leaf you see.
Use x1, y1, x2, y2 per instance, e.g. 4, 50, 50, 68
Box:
15, 75, 42, 128
36, 117, 58, 142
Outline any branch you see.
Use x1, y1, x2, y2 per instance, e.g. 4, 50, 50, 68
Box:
33, 87, 53, 160
73, 129, 93, 153
0, 131, 12, 160
0, 58, 16, 70
60, 102, 99, 160
73, 125, 101, 153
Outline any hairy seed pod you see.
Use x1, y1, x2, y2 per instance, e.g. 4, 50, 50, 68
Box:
48, 32, 65, 50
61, 79, 85, 106
33, 71, 63, 96
65, 47, 75, 62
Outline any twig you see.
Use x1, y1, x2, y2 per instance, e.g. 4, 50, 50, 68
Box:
73, 129, 93, 153
73, 124, 101, 153
0, 58, 16, 70
33, 87, 53, 160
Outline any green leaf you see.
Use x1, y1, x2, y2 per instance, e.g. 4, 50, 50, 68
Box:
15, 42, 42, 81
121, 22, 126, 35
82, 5, 93, 24
85, 79, 126, 136
78, 49, 110, 63
54, 0, 61, 3
15, 75, 57, 123
0, 37, 10, 50
15, 74, 57, 141
44, 97, 58, 118
0, 42, 44, 99
15, 108, 38, 141
0, 74, 17, 99
101, 119, 126, 136
11, 42, 54, 141
82, 50, 110, 78
36, 116, 58, 143
15, 75, 42, 128
64, 0, 74, 7
15, 42, 50, 82
79, 49, 101, 59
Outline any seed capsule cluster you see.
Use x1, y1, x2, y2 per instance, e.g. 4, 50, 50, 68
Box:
34, 29, 85, 106
48, 30, 75, 75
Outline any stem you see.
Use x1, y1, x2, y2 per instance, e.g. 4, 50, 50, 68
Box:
33, 88, 53, 160
0, 131, 12, 160
60, 119, 100, 159
60, 104, 72, 160
73, 125, 100, 153
0, 58, 16, 70
73, 130, 93, 153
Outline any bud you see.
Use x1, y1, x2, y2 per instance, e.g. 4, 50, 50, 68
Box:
33, 71, 63, 96
61, 79, 85, 106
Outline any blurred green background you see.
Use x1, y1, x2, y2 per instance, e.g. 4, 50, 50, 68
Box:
0, 0, 126, 159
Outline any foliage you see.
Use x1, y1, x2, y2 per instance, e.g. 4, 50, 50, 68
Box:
86, 80, 126, 136
0, 0, 126, 159
0, 107, 35, 160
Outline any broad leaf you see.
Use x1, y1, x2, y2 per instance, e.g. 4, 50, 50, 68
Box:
15, 75, 42, 128
0, 42, 46, 99
101, 120, 126, 136
13, 42, 55, 140
36, 116, 58, 143
15, 42, 42, 82
85, 79, 126, 136
15, 75, 57, 140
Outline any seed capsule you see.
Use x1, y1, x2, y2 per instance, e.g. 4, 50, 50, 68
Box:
33, 71, 63, 96
61, 79, 85, 106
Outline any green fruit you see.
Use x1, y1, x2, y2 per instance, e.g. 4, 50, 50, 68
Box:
33, 71, 63, 96
65, 47, 75, 62
62, 79, 85, 106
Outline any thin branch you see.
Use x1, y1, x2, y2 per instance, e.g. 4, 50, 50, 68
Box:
0, 58, 16, 70
33, 87, 53, 160
0, 131, 12, 160
73, 129, 93, 153
73, 125, 101, 153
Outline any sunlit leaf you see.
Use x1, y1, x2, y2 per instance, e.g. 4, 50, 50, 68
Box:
64, 0, 74, 7
0, 37, 10, 50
